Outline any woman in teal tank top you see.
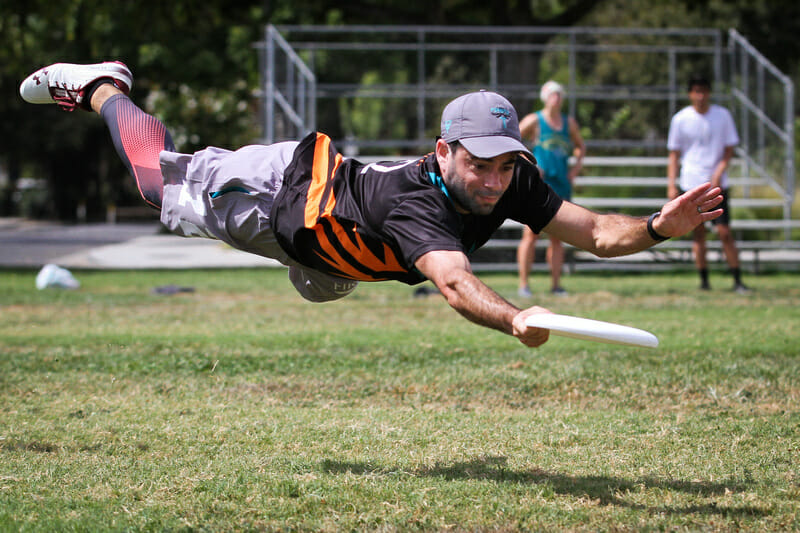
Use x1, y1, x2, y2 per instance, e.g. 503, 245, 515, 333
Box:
516, 80, 586, 297
533, 109, 574, 200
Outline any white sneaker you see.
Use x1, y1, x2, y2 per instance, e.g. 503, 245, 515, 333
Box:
19, 61, 133, 111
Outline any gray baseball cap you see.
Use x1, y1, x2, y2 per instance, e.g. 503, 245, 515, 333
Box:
440, 90, 531, 158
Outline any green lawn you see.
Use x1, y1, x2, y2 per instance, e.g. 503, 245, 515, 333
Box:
1, 268, 798, 531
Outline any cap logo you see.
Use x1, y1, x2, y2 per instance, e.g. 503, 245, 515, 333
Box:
490, 106, 511, 128
443, 119, 452, 133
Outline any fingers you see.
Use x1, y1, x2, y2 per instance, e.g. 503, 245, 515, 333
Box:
670, 184, 722, 221
684, 182, 721, 204
691, 186, 723, 224
699, 207, 724, 223
699, 187, 723, 205
697, 194, 723, 214
520, 327, 550, 347
512, 307, 552, 347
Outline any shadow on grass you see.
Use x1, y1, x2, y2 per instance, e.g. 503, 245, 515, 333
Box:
321, 456, 766, 518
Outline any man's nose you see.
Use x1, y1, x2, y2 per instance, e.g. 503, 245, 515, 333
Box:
484, 168, 504, 188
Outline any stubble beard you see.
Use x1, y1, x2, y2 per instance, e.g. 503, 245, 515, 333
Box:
443, 166, 496, 216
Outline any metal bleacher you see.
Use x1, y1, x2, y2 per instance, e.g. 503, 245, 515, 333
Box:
486, 155, 800, 273
256, 25, 798, 272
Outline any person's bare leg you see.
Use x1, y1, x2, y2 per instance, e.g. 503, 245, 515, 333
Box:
90, 82, 123, 114
692, 224, 710, 289
717, 223, 747, 290
516, 226, 537, 295
717, 224, 739, 269
547, 238, 564, 291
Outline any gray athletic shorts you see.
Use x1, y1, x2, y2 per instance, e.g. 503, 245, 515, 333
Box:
158, 142, 358, 302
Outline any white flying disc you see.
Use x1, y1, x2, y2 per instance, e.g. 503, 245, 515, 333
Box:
525, 313, 659, 348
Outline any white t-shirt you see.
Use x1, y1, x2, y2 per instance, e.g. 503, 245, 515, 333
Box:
667, 104, 739, 190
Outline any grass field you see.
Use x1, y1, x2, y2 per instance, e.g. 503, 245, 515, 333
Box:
1, 268, 798, 531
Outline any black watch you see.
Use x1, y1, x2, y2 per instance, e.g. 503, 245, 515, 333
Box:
647, 212, 669, 241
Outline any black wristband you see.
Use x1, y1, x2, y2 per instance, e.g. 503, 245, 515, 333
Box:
647, 212, 669, 241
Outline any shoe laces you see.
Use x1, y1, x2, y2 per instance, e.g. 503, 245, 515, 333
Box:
49, 81, 85, 112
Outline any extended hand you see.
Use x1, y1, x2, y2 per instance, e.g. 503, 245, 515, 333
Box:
654, 183, 723, 238
512, 306, 553, 347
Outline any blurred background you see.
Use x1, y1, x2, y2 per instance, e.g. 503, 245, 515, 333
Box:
1, 0, 798, 232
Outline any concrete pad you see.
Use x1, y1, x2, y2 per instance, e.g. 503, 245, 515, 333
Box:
54, 234, 284, 269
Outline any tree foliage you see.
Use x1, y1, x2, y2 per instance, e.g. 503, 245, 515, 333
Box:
0, 0, 797, 219
0, 0, 273, 219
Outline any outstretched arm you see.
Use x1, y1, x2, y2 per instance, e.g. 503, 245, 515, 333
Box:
415, 250, 551, 347
544, 183, 724, 257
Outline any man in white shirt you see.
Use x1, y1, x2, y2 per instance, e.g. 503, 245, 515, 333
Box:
667, 75, 749, 293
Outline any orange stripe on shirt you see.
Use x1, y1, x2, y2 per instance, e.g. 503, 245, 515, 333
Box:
313, 223, 382, 281
305, 133, 332, 228
322, 152, 342, 218
327, 218, 405, 274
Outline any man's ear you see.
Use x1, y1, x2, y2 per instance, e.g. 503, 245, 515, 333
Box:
435, 138, 450, 171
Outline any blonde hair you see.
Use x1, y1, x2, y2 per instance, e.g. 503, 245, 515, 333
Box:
540, 80, 565, 103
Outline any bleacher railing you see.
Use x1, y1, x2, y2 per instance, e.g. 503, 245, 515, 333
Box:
728, 28, 795, 237
258, 25, 730, 155
254, 25, 797, 264
257, 25, 316, 144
